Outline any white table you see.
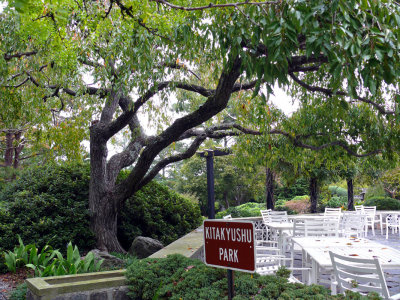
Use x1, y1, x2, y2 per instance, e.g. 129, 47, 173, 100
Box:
266, 222, 293, 252
292, 237, 400, 286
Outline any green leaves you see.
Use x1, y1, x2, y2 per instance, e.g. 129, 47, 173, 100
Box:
3, 238, 104, 277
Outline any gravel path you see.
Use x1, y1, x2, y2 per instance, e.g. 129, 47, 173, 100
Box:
0, 280, 11, 300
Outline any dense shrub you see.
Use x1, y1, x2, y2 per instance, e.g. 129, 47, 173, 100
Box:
125, 254, 379, 300
326, 196, 347, 208
118, 181, 202, 248
275, 177, 309, 200
0, 162, 95, 256
215, 202, 265, 219
364, 197, 400, 210
283, 197, 310, 214
274, 205, 297, 215
0, 163, 202, 264
329, 186, 348, 198
364, 185, 387, 200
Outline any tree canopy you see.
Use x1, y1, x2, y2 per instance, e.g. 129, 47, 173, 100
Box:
2, 0, 400, 251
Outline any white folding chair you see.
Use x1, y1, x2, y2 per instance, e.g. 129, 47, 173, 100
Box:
355, 205, 364, 213
364, 206, 379, 236
324, 207, 342, 224
256, 241, 310, 284
267, 210, 289, 223
386, 214, 400, 239
256, 209, 271, 245
329, 251, 400, 299
304, 219, 340, 237
341, 212, 366, 238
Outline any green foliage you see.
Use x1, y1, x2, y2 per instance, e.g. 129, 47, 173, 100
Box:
8, 282, 27, 300
274, 205, 297, 215
4, 239, 103, 277
364, 197, 400, 211
275, 178, 309, 201
364, 185, 387, 200
118, 181, 202, 248
329, 186, 348, 198
0, 162, 95, 255
326, 196, 348, 208
125, 254, 377, 300
216, 202, 265, 219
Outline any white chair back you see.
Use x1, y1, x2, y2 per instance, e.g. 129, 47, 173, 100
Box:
341, 212, 366, 238
329, 251, 391, 299
223, 214, 232, 220
292, 219, 306, 238
267, 210, 288, 223
386, 214, 400, 239
363, 206, 376, 216
304, 219, 339, 237
260, 209, 271, 223
355, 205, 364, 213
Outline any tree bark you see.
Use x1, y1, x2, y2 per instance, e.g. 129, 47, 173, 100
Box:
266, 167, 274, 209
89, 124, 126, 253
347, 178, 354, 210
309, 177, 318, 213
4, 132, 13, 167
223, 191, 229, 209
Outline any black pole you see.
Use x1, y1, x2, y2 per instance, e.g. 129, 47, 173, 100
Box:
227, 269, 234, 300
206, 153, 215, 219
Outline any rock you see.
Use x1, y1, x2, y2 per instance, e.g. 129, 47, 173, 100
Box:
86, 249, 125, 269
128, 236, 163, 258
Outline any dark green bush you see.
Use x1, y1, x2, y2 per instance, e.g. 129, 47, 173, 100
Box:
329, 186, 348, 198
0, 162, 95, 256
125, 254, 380, 300
0, 162, 200, 269
118, 181, 202, 248
326, 196, 347, 208
275, 178, 309, 200
364, 197, 400, 210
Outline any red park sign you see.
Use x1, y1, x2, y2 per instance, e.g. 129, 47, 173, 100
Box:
203, 220, 255, 272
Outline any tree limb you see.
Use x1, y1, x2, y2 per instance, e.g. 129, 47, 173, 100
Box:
289, 72, 395, 115
152, 0, 279, 11
137, 135, 207, 190
4, 51, 37, 61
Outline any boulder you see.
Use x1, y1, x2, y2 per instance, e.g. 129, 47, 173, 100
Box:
86, 249, 125, 269
128, 236, 163, 258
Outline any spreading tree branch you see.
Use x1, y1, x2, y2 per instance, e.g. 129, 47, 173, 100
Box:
152, 0, 279, 11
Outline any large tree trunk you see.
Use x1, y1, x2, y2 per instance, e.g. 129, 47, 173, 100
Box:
89, 125, 126, 253
4, 132, 13, 167
266, 167, 274, 209
309, 177, 318, 213
347, 178, 354, 210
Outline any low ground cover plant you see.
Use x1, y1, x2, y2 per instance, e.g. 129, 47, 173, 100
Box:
4, 237, 103, 277
126, 254, 381, 300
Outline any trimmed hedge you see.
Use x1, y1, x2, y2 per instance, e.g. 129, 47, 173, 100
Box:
0, 162, 95, 255
364, 197, 400, 210
118, 181, 202, 248
126, 254, 380, 300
